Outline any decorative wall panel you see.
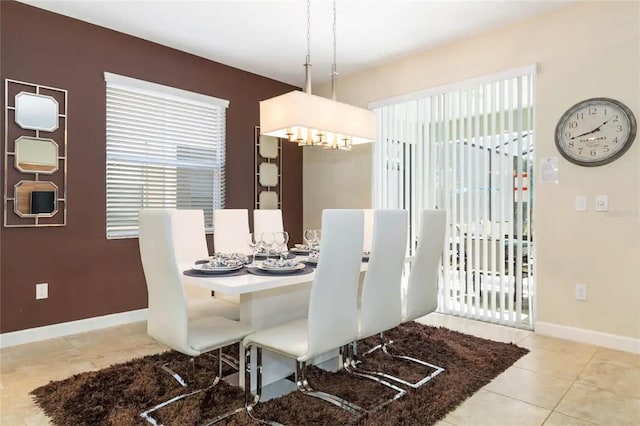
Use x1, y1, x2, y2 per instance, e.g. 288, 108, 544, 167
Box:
254, 126, 282, 210
4, 79, 67, 227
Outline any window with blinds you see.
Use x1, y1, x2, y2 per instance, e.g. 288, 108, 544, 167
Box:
371, 65, 536, 329
104, 73, 229, 239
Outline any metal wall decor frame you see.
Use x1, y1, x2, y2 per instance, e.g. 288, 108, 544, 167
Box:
4, 78, 68, 227
254, 126, 282, 210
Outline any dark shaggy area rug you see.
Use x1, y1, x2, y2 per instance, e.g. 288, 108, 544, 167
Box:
31, 323, 528, 425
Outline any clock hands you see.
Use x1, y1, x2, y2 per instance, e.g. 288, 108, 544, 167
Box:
569, 119, 612, 140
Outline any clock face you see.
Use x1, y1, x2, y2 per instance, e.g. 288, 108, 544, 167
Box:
555, 98, 637, 167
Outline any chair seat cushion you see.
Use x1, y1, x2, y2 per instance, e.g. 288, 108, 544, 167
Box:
188, 298, 240, 321
242, 319, 309, 361
188, 316, 254, 354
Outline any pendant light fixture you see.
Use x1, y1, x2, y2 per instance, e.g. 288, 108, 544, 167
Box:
259, 0, 376, 151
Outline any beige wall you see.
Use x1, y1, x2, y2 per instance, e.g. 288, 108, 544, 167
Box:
304, 1, 640, 340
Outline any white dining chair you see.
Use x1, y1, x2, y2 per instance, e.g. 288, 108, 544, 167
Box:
138, 209, 254, 424
170, 209, 239, 321
242, 209, 367, 421
358, 209, 446, 388
253, 209, 284, 235
341, 209, 408, 407
213, 209, 251, 254
212, 208, 250, 304
362, 209, 374, 253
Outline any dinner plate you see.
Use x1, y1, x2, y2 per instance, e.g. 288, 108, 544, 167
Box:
257, 262, 305, 273
290, 247, 310, 254
192, 263, 244, 273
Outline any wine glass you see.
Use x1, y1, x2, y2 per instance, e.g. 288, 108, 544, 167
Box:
275, 231, 289, 260
304, 229, 317, 256
314, 229, 322, 251
247, 233, 260, 265
260, 232, 275, 258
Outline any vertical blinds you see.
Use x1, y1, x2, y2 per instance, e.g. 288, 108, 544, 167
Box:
372, 65, 535, 329
105, 73, 228, 239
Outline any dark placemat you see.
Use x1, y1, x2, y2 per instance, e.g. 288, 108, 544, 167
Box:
289, 249, 311, 256
246, 266, 314, 276
183, 268, 249, 278
253, 252, 296, 260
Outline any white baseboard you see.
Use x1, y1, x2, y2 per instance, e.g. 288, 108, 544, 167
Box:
536, 321, 640, 354
0, 309, 148, 349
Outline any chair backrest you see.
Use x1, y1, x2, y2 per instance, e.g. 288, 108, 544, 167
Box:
405, 210, 447, 322
138, 209, 193, 355
362, 209, 374, 252
254, 209, 284, 235
306, 209, 364, 358
172, 209, 209, 264
213, 209, 251, 254
359, 210, 408, 338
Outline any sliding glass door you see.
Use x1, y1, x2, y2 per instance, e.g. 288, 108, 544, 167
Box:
372, 66, 535, 329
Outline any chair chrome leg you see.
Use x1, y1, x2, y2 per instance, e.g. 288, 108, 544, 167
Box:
295, 360, 366, 417
244, 345, 285, 426
203, 351, 240, 375
140, 375, 221, 425
379, 343, 445, 388
355, 333, 444, 389
220, 353, 240, 371
340, 344, 407, 412
142, 345, 247, 425
161, 363, 188, 387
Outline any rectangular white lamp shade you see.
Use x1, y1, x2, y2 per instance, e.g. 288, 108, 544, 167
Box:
260, 91, 376, 145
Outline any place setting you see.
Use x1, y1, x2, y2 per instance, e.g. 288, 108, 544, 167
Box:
246, 257, 314, 276
183, 253, 250, 277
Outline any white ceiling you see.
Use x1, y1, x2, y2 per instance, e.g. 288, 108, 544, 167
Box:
20, 0, 573, 86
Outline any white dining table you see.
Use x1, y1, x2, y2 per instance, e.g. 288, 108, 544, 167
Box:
180, 256, 369, 390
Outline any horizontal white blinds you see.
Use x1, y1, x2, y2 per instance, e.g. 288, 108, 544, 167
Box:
105, 76, 227, 239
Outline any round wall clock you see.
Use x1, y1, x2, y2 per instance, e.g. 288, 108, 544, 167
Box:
555, 97, 637, 167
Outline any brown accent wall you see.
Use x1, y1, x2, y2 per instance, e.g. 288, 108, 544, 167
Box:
0, 1, 302, 333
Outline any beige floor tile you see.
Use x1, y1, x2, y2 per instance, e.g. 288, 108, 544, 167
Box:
593, 347, 640, 367
63, 323, 167, 368
444, 389, 550, 426
576, 357, 640, 398
22, 405, 52, 426
520, 335, 598, 360
514, 347, 590, 380
0, 411, 28, 426
543, 412, 596, 426
483, 366, 573, 409
555, 383, 640, 425
0, 338, 82, 374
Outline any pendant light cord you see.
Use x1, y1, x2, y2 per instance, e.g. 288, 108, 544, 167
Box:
304, 0, 312, 93
331, 0, 338, 100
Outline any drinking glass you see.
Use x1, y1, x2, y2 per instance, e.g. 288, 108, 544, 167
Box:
314, 229, 322, 251
304, 229, 317, 256
260, 232, 275, 258
303, 229, 317, 250
275, 231, 289, 260
247, 233, 260, 265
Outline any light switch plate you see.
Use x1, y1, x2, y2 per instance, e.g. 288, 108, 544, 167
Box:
575, 195, 587, 211
595, 195, 608, 212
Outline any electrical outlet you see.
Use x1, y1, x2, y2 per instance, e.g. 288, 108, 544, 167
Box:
575, 284, 587, 301
36, 283, 48, 300
595, 194, 608, 212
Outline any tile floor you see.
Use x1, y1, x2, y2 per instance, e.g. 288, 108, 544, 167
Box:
1, 313, 638, 425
